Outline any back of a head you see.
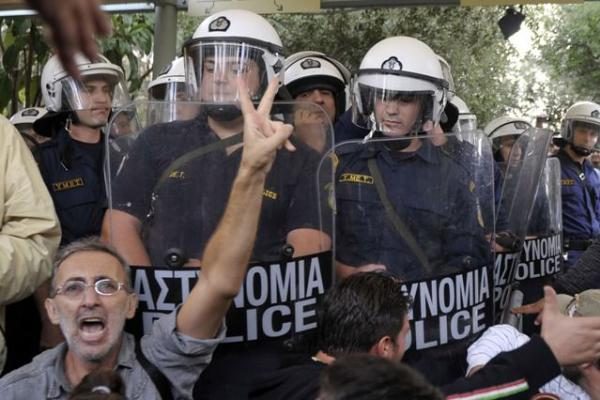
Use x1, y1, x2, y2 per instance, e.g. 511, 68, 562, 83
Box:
317, 272, 410, 356
319, 354, 444, 400
69, 369, 126, 400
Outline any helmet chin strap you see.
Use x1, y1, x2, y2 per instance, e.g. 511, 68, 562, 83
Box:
205, 104, 242, 122
571, 144, 593, 157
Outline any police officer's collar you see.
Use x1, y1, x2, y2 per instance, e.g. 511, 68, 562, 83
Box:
358, 137, 440, 165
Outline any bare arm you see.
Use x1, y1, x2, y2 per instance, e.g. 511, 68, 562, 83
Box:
177, 78, 294, 339
101, 209, 151, 267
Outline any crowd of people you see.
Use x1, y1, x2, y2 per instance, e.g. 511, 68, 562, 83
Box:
1, 0, 600, 399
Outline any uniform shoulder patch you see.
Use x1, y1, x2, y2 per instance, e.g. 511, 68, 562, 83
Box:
52, 177, 85, 192
339, 173, 373, 184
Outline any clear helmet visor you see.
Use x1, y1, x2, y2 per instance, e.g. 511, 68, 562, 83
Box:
352, 83, 435, 137
61, 73, 130, 127
184, 42, 277, 104
456, 115, 477, 133
147, 82, 200, 124
564, 119, 600, 151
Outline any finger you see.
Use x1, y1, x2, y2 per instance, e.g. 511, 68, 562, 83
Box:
265, 122, 294, 150
236, 77, 255, 116
257, 78, 280, 116
74, 2, 98, 62
512, 301, 543, 315
543, 286, 558, 314
89, 0, 112, 36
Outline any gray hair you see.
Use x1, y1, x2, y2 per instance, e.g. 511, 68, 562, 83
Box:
50, 237, 131, 295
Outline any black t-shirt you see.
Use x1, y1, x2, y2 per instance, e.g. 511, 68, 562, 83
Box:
112, 116, 323, 266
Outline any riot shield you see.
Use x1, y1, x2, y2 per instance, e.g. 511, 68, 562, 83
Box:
332, 130, 495, 384
502, 158, 562, 334
105, 100, 334, 397
492, 128, 553, 328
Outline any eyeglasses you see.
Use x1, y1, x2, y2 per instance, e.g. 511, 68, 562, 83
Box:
53, 278, 129, 299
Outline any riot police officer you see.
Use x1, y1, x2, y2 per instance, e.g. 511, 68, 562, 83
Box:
334, 37, 493, 386
284, 52, 350, 152
284, 51, 350, 124
556, 101, 600, 268
35, 54, 129, 246
106, 9, 329, 268
335, 36, 490, 279
104, 12, 333, 399
147, 56, 200, 123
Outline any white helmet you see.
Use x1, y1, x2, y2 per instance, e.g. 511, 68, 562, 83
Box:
41, 53, 129, 112
438, 55, 455, 101
451, 96, 477, 133
561, 101, 600, 147
148, 57, 186, 101
484, 116, 531, 152
352, 36, 448, 135
182, 9, 284, 105
10, 107, 48, 126
284, 51, 350, 118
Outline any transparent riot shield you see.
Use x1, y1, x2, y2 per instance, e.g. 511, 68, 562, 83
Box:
492, 128, 553, 328
105, 100, 334, 395
504, 158, 562, 334
332, 130, 495, 384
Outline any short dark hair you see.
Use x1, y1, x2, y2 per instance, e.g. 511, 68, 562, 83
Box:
69, 369, 126, 400
50, 237, 131, 295
319, 354, 444, 400
317, 272, 411, 357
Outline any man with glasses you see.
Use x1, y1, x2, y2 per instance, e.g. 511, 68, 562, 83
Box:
0, 78, 294, 399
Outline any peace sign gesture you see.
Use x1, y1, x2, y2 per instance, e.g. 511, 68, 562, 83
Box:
238, 77, 295, 175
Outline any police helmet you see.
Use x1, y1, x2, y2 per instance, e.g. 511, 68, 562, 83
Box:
41, 53, 130, 113
182, 9, 284, 104
10, 107, 48, 127
437, 55, 455, 102
352, 36, 449, 135
148, 57, 187, 102
561, 101, 600, 153
484, 116, 531, 154
451, 96, 477, 133
284, 51, 350, 119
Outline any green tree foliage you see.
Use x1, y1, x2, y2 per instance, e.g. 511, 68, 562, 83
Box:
0, 17, 50, 115
99, 13, 154, 95
530, 3, 600, 128
266, 7, 519, 125
0, 13, 153, 116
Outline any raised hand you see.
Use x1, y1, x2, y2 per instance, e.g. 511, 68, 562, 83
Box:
540, 286, 600, 366
238, 77, 295, 175
26, 0, 111, 79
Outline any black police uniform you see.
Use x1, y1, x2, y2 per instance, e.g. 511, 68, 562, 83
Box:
112, 115, 321, 267
36, 128, 106, 246
335, 139, 490, 280
335, 139, 491, 386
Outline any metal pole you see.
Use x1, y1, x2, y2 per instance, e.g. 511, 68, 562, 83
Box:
153, 0, 178, 78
